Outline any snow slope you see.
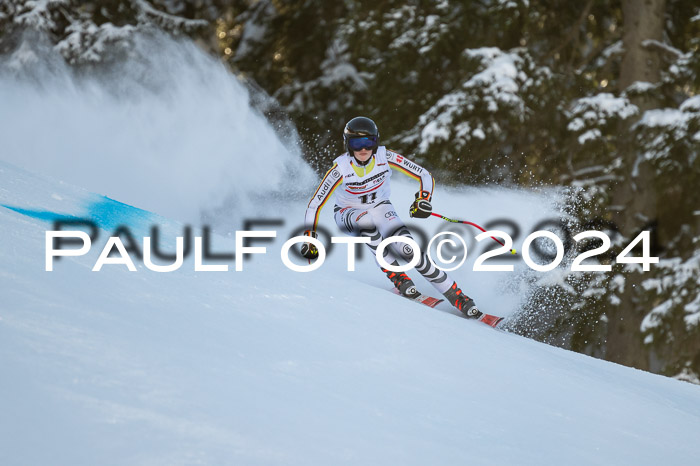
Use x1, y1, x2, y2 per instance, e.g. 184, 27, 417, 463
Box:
2, 160, 700, 466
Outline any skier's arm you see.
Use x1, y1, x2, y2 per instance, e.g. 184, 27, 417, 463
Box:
304, 163, 343, 232
386, 149, 435, 201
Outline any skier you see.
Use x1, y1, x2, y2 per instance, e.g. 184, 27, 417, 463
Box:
301, 116, 481, 318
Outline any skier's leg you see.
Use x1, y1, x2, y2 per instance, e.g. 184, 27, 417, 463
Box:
442, 281, 482, 318
334, 206, 400, 264
334, 206, 418, 297
368, 202, 453, 294
368, 203, 482, 317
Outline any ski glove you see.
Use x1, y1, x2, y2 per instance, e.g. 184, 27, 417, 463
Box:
409, 191, 432, 219
300, 230, 319, 260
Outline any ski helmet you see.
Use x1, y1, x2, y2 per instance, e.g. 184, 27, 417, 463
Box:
343, 116, 379, 155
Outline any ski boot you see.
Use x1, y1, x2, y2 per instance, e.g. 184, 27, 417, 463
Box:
381, 267, 420, 299
443, 282, 482, 319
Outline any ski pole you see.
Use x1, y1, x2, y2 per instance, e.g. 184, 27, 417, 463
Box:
430, 212, 517, 254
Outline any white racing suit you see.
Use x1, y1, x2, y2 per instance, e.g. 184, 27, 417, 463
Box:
304, 146, 454, 295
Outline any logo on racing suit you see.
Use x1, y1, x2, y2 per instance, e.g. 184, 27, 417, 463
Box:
402, 160, 422, 174
385, 211, 398, 219
317, 179, 334, 201
356, 211, 368, 222
345, 169, 389, 191
330, 169, 341, 179
403, 244, 414, 256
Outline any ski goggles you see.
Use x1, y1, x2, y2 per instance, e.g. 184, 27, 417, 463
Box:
347, 136, 378, 151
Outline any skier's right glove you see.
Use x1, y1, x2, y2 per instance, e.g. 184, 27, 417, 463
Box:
300, 230, 319, 260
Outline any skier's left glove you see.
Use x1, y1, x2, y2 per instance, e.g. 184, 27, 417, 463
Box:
300, 230, 319, 260
409, 191, 432, 219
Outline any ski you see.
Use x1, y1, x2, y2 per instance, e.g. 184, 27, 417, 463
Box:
476, 313, 504, 328
389, 288, 505, 328
390, 287, 444, 308
390, 288, 504, 327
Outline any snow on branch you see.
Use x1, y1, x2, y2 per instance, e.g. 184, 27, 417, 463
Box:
412, 47, 550, 154
132, 0, 207, 33
14, 0, 71, 32
641, 39, 683, 62
56, 21, 136, 64
567, 93, 638, 145
630, 95, 700, 162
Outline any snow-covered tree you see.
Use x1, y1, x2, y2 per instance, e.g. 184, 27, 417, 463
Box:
0, 0, 209, 68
